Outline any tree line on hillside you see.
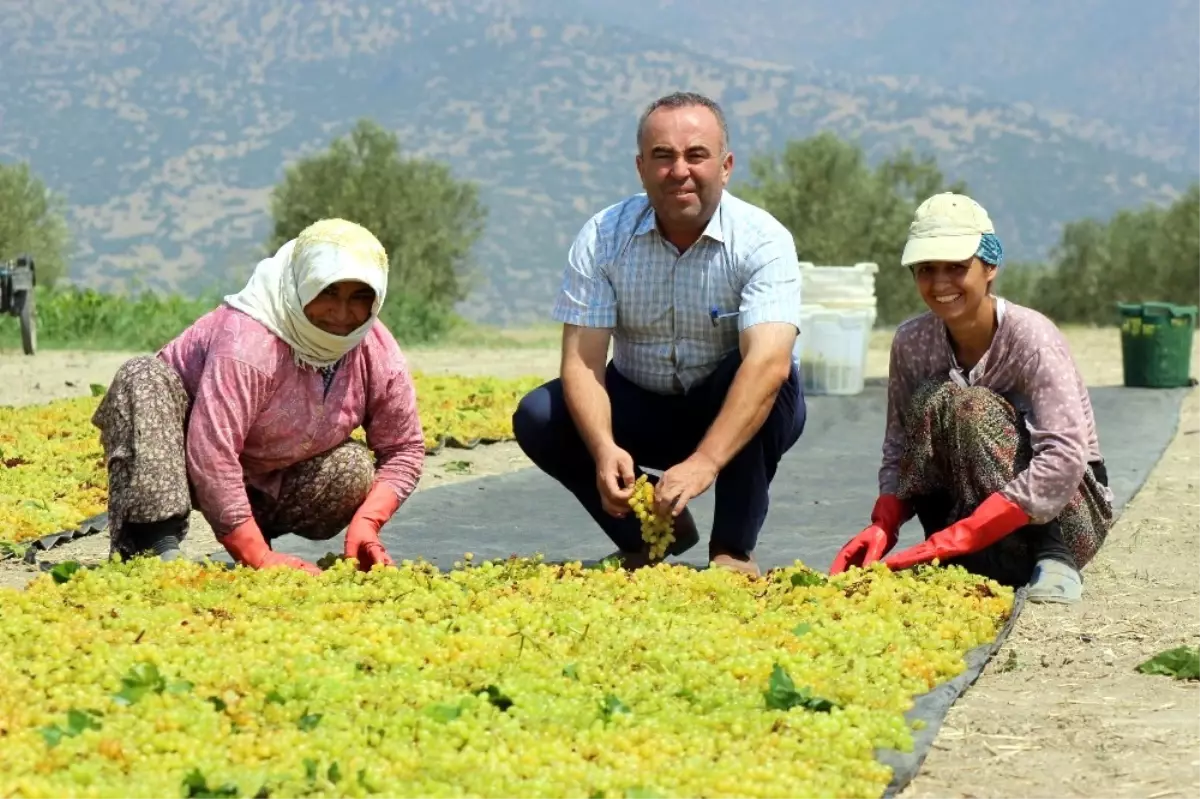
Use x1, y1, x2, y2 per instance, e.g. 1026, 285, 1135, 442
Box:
1, 119, 1196, 351
995, 184, 1199, 325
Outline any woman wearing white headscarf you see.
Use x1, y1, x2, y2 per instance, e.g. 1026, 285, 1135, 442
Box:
92, 218, 425, 574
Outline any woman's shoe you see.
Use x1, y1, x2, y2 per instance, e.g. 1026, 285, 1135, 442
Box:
126, 516, 187, 562
1027, 558, 1083, 604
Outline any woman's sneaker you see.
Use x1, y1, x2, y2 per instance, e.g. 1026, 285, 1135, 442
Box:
1027, 558, 1083, 604
125, 516, 187, 562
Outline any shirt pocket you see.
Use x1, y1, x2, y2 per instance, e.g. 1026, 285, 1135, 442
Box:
699, 257, 743, 342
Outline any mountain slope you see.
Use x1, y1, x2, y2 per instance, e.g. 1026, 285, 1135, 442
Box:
524, 0, 1200, 171
0, 0, 1193, 324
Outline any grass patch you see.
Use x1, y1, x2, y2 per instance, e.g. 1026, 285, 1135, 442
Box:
0, 287, 564, 353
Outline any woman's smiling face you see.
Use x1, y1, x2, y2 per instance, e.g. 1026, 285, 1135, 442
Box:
303, 280, 376, 336
911, 257, 997, 324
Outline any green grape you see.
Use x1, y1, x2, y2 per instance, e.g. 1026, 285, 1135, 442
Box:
628, 475, 675, 561
0, 555, 1014, 798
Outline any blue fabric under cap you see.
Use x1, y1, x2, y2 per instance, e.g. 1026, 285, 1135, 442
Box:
976, 232, 1004, 266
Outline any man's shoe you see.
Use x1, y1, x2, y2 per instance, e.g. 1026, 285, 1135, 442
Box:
709, 544, 761, 578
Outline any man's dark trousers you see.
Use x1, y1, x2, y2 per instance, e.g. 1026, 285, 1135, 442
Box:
511, 351, 807, 556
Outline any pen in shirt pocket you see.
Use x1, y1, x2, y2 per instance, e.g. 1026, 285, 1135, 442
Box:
709, 305, 740, 326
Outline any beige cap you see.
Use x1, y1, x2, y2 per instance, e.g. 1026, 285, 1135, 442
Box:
900, 193, 995, 267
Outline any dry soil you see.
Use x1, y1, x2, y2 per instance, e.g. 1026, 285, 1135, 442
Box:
1, 327, 1197, 797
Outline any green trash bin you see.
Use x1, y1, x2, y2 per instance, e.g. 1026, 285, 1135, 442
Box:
1117, 301, 1198, 388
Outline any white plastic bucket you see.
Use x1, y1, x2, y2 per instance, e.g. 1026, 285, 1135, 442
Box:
799, 262, 879, 311
796, 305, 875, 396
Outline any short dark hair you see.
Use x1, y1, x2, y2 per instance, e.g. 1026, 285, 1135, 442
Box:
636, 91, 729, 154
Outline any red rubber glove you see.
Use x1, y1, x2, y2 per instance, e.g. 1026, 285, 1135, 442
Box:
343, 482, 399, 571
220, 518, 322, 576
882, 492, 1030, 571
830, 494, 913, 574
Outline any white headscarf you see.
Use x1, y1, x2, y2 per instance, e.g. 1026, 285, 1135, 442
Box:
224, 218, 390, 369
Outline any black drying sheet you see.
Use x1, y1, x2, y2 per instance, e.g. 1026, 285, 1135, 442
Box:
274, 383, 1188, 573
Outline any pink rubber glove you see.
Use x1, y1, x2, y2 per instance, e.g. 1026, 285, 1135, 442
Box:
220, 518, 322, 576
343, 483, 399, 571
882, 492, 1030, 571
830, 494, 912, 574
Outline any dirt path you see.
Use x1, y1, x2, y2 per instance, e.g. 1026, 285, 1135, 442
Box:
902, 388, 1200, 799
2, 328, 1197, 798
895, 329, 1200, 798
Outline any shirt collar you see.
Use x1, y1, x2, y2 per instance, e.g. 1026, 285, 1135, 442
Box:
634, 191, 727, 244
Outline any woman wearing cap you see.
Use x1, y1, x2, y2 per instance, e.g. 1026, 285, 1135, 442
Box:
92, 218, 425, 575
829, 193, 1113, 603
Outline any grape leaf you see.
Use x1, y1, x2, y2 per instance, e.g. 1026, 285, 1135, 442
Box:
65, 709, 101, 736
793, 623, 813, 637
316, 552, 346, 571
181, 768, 239, 798
424, 703, 462, 723
297, 712, 323, 731
483, 684, 513, 712
112, 664, 192, 706
0, 542, 29, 561
600, 694, 630, 721
113, 662, 166, 706
39, 726, 64, 747
327, 762, 342, 784
1135, 646, 1200, 680
764, 664, 836, 713
562, 663, 580, 680
790, 571, 825, 588
50, 561, 82, 584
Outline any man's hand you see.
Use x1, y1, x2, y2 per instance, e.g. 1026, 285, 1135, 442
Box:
560, 323, 633, 518
595, 444, 636, 517
654, 452, 720, 518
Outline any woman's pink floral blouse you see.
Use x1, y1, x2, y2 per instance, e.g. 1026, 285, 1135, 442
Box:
880, 301, 1109, 524
157, 304, 425, 535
